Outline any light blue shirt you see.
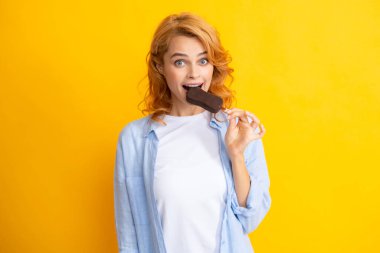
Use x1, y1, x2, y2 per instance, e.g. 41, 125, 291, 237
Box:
114, 111, 271, 253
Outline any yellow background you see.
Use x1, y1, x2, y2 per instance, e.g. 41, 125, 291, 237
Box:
1, 0, 379, 252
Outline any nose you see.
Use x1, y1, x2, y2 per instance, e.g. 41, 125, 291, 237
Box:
187, 63, 200, 79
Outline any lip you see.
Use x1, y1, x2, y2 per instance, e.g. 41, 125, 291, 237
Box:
182, 82, 204, 91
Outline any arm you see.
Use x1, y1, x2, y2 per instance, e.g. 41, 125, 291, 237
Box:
224, 108, 272, 234
114, 131, 139, 253
230, 138, 272, 234
230, 154, 251, 208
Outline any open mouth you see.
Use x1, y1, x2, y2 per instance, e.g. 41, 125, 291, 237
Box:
183, 83, 203, 91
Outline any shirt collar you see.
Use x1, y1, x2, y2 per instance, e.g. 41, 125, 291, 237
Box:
142, 111, 227, 138
142, 116, 162, 138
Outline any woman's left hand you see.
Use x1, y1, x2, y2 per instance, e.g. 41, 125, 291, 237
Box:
224, 108, 266, 158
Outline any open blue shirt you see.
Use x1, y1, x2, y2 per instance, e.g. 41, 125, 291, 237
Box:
114, 111, 271, 253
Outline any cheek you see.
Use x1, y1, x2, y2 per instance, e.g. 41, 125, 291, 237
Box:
205, 66, 214, 80
166, 67, 185, 81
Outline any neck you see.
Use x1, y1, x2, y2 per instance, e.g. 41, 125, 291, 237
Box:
168, 105, 205, 116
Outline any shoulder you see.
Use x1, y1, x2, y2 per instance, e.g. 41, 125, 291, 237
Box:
118, 114, 152, 140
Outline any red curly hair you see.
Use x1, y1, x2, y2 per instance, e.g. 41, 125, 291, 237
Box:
139, 12, 236, 125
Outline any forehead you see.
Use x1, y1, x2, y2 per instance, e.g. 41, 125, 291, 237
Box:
165, 35, 206, 55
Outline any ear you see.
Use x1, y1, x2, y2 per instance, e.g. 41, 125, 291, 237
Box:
156, 64, 164, 75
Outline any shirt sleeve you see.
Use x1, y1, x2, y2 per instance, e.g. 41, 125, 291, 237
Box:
114, 130, 139, 253
230, 138, 272, 234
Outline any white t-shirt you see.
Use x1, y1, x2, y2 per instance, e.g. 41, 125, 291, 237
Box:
153, 110, 228, 253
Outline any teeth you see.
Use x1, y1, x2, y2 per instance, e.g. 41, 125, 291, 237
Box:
183, 83, 203, 91
184, 83, 202, 87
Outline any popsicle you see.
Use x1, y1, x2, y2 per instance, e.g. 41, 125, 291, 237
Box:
186, 87, 223, 113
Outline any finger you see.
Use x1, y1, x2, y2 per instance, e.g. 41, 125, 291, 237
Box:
225, 107, 242, 113
245, 111, 260, 125
227, 110, 249, 122
256, 124, 266, 138
250, 121, 263, 134
225, 108, 245, 116
250, 120, 259, 130
223, 108, 232, 113
227, 115, 237, 131
229, 110, 261, 125
249, 119, 261, 131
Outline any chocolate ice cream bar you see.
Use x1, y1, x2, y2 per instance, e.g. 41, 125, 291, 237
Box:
186, 87, 223, 113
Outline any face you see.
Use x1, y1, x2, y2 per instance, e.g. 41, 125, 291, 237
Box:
157, 35, 214, 113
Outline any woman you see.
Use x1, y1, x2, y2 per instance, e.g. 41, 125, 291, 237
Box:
114, 12, 271, 253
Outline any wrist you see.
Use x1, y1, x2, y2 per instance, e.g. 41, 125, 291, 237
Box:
229, 152, 245, 162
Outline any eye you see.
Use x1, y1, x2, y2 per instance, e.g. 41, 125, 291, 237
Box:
200, 58, 209, 65
174, 59, 185, 67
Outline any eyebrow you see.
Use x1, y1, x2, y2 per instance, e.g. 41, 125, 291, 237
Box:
170, 51, 207, 59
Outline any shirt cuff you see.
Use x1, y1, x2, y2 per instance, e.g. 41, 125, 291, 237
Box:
231, 174, 259, 217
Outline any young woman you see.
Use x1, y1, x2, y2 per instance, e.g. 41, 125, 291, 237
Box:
114, 12, 271, 253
